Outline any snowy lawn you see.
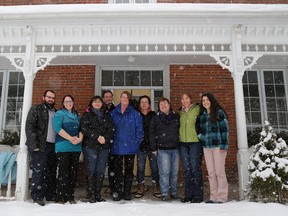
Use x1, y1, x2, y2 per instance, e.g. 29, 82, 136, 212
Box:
0, 199, 287, 216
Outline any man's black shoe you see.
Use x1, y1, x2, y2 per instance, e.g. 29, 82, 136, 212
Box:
34, 200, 45, 206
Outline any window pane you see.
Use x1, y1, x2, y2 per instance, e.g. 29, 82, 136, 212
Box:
19, 72, 25, 84
248, 71, 258, 83
126, 71, 139, 86
140, 71, 151, 86
278, 112, 288, 128
8, 85, 18, 97
251, 112, 262, 124
265, 85, 275, 97
152, 71, 163, 86
266, 98, 276, 111
267, 112, 278, 126
102, 70, 113, 86
114, 71, 124, 86
6, 98, 16, 111
250, 98, 260, 111
9, 72, 19, 84
245, 112, 251, 124
243, 85, 248, 97
264, 71, 273, 83
249, 85, 259, 97
274, 72, 284, 84
154, 90, 163, 111
277, 98, 287, 111
5, 112, 15, 125
244, 98, 250, 111
275, 85, 285, 97
242, 72, 248, 84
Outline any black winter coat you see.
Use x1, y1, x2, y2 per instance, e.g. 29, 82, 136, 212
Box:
149, 111, 180, 151
25, 103, 56, 152
81, 109, 115, 150
139, 110, 156, 152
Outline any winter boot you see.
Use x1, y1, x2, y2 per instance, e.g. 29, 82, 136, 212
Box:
88, 175, 96, 203
95, 176, 106, 202
134, 183, 145, 198
152, 182, 162, 198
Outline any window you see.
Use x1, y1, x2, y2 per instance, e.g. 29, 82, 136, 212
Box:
101, 69, 164, 111
0, 71, 24, 139
102, 70, 163, 87
243, 69, 288, 131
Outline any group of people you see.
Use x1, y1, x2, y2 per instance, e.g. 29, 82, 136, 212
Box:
25, 89, 229, 206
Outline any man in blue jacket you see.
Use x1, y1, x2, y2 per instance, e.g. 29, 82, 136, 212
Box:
110, 91, 143, 201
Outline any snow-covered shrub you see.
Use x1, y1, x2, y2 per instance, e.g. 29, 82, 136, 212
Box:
247, 121, 288, 203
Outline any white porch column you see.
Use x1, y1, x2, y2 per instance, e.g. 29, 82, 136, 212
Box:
232, 73, 250, 200
230, 25, 250, 200
15, 74, 35, 201
14, 26, 37, 201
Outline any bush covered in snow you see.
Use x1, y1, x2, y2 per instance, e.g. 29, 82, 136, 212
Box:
247, 121, 288, 203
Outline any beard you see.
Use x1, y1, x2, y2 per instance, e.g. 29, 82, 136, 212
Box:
44, 101, 55, 109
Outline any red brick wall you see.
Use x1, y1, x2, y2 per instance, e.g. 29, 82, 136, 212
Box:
170, 65, 238, 182
1, 0, 288, 5
32, 65, 95, 113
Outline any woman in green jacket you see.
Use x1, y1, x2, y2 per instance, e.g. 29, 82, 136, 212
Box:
179, 93, 203, 203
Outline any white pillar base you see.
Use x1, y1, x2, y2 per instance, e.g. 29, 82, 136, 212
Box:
237, 148, 252, 200
15, 148, 30, 201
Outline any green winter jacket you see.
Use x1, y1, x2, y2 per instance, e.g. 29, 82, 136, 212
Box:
179, 103, 200, 143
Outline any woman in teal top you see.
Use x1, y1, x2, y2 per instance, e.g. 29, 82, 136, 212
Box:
53, 95, 83, 204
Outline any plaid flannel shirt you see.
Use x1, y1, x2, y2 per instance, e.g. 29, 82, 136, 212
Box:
198, 109, 229, 150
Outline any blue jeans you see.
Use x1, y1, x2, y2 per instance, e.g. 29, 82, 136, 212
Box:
84, 148, 109, 177
180, 142, 203, 200
136, 150, 159, 184
157, 149, 179, 196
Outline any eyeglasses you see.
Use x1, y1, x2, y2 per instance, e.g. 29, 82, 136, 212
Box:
64, 101, 74, 104
45, 96, 55, 100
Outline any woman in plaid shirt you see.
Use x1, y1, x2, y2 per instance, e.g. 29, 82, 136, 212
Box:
198, 92, 229, 204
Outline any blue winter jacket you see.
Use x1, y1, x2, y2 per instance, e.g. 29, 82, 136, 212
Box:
110, 104, 144, 155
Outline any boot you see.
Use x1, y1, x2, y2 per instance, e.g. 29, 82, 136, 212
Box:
95, 176, 106, 202
88, 175, 96, 203
152, 182, 162, 198
134, 183, 145, 198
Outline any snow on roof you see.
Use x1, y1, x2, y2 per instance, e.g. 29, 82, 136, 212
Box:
0, 3, 288, 20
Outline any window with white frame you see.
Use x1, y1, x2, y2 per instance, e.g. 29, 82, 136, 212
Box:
101, 69, 164, 110
108, 0, 156, 3
0, 70, 24, 139
243, 69, 288, 131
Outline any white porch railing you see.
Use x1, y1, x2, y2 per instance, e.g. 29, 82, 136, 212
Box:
0, 145, 19, 201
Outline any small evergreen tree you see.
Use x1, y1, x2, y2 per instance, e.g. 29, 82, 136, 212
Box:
247, 121, 288, 203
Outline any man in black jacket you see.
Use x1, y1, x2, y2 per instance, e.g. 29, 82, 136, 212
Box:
25, 90, 57, 206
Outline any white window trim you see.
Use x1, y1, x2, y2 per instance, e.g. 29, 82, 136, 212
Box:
245, 67, 288, 131
97, 65, 167, 111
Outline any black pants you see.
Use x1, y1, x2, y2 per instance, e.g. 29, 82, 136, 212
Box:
56, 152, 80, 202
112, 154, 135, 195
29, 142, 57, 201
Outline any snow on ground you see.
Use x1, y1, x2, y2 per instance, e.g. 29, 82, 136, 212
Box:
0, 199, 287, 216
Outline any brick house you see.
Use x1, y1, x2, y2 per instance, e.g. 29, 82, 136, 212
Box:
0, 1, 287, 201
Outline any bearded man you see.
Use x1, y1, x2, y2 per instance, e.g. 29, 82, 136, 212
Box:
25, 90, 57, 206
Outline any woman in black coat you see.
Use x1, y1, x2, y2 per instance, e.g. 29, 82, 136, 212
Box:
81, 95, 115, 203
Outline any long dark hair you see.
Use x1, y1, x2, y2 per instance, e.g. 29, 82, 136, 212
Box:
200, 92, 227, 122
61, 95, 78, 114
